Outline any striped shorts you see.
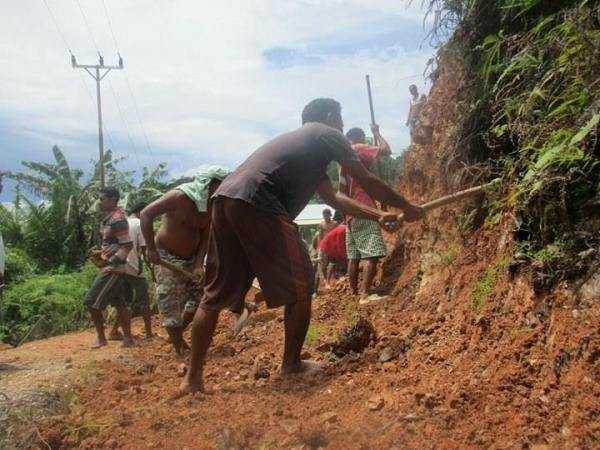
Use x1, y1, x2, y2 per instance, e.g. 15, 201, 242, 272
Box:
345, 218, 387, 260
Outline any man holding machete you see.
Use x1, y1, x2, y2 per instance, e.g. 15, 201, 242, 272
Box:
178, 98, 424, 396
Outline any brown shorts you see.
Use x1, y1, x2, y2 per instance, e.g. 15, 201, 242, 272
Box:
200, 197, 314, 312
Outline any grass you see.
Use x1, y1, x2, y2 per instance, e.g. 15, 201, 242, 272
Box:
471, 258, 510, 312
440, 245, 459, 266
304, 325, 322, 347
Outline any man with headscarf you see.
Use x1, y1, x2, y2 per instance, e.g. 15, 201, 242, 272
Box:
140, 166, 230, 355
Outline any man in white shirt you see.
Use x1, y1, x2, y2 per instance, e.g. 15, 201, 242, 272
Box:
109, 201, 153, 340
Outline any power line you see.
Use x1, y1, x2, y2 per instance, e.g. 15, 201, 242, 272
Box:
100, 0, 155, 160
74, 0, 100, 52
107, 78, 142, 168
39, 0, 116, 152
101, 0, 120, 52
41, 0, 72, 53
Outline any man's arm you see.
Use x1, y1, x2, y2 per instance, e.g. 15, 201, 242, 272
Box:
371, 124, 391, 156
339, 161, 423, 222
139, 191, 181, 264
316, 178, 399, 230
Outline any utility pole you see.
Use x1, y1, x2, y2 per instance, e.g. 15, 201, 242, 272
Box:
72, 52, 124, 188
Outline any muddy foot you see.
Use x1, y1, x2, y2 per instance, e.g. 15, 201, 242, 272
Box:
173, 377, 205, 399
280, 359, 324, 377
108, 330, 123, 341
91, 338, 108, 349
121, 337, 135, 348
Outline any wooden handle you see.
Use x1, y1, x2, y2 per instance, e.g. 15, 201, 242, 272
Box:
158, 259, 198, 282
366, 74, 378, 146
398, 179, 499, 221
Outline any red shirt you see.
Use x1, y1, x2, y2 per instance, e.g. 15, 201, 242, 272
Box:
319, 224, 347, 260
340, 143, 379, 217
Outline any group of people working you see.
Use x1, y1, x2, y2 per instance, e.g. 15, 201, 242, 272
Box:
82, 97, 424, 396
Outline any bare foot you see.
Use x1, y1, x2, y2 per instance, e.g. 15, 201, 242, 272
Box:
108, 330, 123, 341
280, 359, 324, 377
91, 338, 108, 349
173, 376, 204, 399
121, 336, 135, 348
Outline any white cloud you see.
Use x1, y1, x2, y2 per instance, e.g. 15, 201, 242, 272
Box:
0, 0, 435, 192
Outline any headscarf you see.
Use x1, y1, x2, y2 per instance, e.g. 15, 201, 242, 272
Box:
176, 166, 230, 213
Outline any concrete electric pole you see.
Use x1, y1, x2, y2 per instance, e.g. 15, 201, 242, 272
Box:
72, 52, 124, 188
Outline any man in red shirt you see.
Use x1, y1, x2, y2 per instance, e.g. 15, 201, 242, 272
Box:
318, 223, 347, 287
340, 125, 392, 300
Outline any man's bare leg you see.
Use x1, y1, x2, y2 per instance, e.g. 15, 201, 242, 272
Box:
89, 308, 108, 348
281, 296, 312, 374
116, 305, 135, 347
361, 258, 379, 295
179, 307, 220, 395
348, 259, 360, 295
108, 319, 123, 340
181, 309, 196, 331
142, 305, 153, 338
166, 326, 189, 355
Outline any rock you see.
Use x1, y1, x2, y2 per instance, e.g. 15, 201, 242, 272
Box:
319, 411, 338, 423
379, 347, 395, 363
578, 269, 600, 302
300, 351, 312, 360
366, 395, 384, 411
254, 367, 270, 380
382, 362, 396, 372
403, 413, 419, 421
177, 363, 187, 377
571, 309, 580, 319
0, 342, 13, 351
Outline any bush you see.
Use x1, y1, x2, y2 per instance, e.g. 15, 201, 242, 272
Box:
4, 246, 37, 284
0, 264, 98, 345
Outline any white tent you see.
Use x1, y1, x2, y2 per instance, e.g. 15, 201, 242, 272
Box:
294, 203, 330, 227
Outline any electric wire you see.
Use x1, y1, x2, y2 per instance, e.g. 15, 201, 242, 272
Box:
100, 0, 156, 159
74, 0, 144, 169
40, 0, 116, 154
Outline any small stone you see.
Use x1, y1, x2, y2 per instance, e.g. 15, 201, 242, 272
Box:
403, 413, 419, 421
319, 411, 338, 423
177, 363, 187, 377
571, 309, 580, 319
366, 395, 384, 411
379, 347, 395, 363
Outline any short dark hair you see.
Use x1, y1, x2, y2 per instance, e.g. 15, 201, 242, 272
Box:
99, 186, 120, 202
346, 127, 365, 142
323, 208, 332, 216
301, 98, 341, 125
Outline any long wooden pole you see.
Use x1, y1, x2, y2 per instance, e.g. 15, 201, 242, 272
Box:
397, 180, 499, 221
365, 74, 379, 145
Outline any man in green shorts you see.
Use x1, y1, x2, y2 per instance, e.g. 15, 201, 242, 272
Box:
340, 125, 392, 301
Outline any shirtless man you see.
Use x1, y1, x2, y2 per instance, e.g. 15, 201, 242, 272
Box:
140, 167, 229, 355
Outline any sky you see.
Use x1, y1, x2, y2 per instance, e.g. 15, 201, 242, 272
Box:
0, 0, 437, 203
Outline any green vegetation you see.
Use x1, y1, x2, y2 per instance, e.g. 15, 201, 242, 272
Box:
440, 245, 459, 266
304, 324, 322, 347
471, 258, 510, 312
428, 0, 600, 289
0, 264, 98, 345
0, 146, 192, 345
